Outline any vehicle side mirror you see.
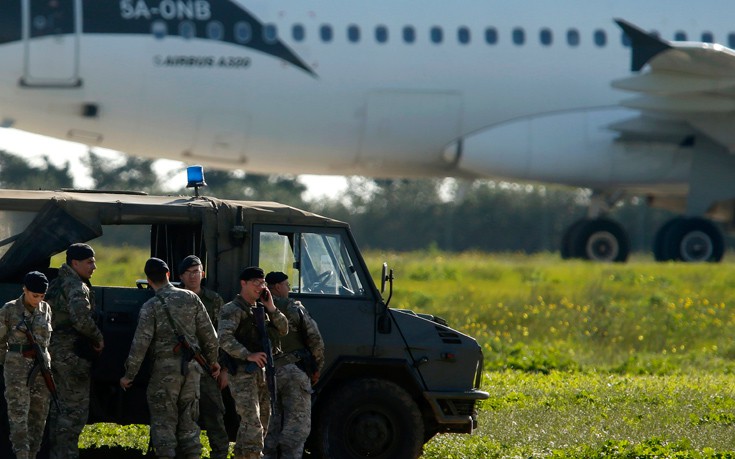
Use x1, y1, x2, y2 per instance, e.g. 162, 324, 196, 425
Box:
381, 262, 388, 293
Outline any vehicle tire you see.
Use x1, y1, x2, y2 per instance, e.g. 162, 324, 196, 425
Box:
570, 218, 629, 262
313, 378, 424, 459
560, 219, 587, 259
661, 217, 724, 262
653, 217, 683, 261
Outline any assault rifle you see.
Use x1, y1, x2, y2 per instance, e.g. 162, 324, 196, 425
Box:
17, 317, 62, 412
173, 335, 213, 377
158, 294, 215, 378
249, 302, 277, 414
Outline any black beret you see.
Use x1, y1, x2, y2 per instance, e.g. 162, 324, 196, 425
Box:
144, 258, 170, 277
265, 271, 288, 284
239, 266, 264, 281
67, 243, 95, 261
178, 255, 202, 275
24, 271, 49, 294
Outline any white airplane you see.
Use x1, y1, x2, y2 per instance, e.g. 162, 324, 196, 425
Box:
1, 0, 734, 262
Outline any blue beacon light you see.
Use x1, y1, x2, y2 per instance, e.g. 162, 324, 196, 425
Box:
186, 165, 207, 197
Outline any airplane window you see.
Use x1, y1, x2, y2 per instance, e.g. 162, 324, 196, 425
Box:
674, 31, 687, 41
376, 25, 388, 43
403, 26, 415, 43
207, 21, 224, 40
567, 29, 580, 46
458, 26, 470, 44
320, 25, 333, 42
512, 27, 525, 45
347, 24, 360, 42
539, 28, 552, 46
263, 24, 278, 44
152, 21, 167, 39
702, 31, 714, 43
485, 27, 498, 44
234, 21, 252, 43
729, 33, 735, 48
179, 21, 195, 39
621, 31, 630, 47
430, 26, 443, 44
292, 24, 305, 42
593, 29, 606, 47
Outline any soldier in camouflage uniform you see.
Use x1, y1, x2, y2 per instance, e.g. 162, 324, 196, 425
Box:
262, 272, 325, 459
45, 243, 105, 459
120, 258, 221, 459
0, 272, 53, 459
178, 255, 230, 459
218, 266, 288, 459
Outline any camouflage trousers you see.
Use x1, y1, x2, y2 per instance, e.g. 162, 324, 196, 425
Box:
3, 352, 51, 459
229, 367, 270, 457
147, 358, 202, 458
199, 370, 230, 459
263, 364, 312, 459
48, 342, 92, 459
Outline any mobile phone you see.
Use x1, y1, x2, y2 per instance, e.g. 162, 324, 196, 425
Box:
260, 289, 269, 301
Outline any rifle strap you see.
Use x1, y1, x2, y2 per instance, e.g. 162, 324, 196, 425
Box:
156, 294, 182, 337
156, 294, 191, 376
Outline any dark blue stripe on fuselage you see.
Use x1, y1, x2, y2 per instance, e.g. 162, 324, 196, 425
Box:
0, 0, 314, 76
0, 0, 22, 45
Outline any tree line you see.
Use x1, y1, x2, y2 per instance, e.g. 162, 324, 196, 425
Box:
0, 150, 684, 253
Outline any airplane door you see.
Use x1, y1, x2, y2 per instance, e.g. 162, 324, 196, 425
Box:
22, 0, 81, 87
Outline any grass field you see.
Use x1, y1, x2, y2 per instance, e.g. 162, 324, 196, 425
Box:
79, 248, 735, 458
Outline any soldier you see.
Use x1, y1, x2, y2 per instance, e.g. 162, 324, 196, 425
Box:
120, 258, 221, 459
178, 254, 230, 459
45, 243, 104, 459
262, 272, 325, 459
0, 272, 53, 459
218, 266, 288, 459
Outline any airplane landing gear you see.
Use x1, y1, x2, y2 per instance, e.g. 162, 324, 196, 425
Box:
561, 218, 630, 262
653, 217, 724, 262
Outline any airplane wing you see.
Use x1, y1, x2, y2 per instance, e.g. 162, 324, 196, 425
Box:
611, 19, 735, 151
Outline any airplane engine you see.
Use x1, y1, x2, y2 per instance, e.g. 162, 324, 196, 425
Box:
453, 107, 692, 189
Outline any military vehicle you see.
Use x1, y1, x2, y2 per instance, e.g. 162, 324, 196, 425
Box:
0, 183, 488, 458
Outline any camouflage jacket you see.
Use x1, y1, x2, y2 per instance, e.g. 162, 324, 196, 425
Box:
0, 295, 52, 365
274, 296, 326, 372
197, 286, 224, 329
45, 262, 103, 345
123, 282, 219, 380
218, 294, 288, 361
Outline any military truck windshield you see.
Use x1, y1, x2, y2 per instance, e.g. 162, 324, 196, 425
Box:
257, 228, 365, 296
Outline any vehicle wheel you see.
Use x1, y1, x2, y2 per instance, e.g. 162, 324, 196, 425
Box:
313, 378, 424, 459
653, 217, 683, 261
560, 219, 587, 259
661, 217, 724, 262
570, 218, 629, 262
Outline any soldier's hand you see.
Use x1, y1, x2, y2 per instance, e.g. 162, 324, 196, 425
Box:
217, 369, 229, 390
247, 351, 267, 368
120, 376, 133, 390
311, 370, 320, 385
94, 340, 105, 354
210, 362, 221, 379
261, 289, 276, 312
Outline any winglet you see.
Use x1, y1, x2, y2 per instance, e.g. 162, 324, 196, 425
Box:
615, 18, 672, 72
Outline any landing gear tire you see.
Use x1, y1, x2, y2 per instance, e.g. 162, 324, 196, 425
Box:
313, 378, 424, 459
654, 217, 724, 262
561, 218, 629, 262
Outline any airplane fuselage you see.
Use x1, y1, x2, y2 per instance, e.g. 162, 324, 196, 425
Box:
0, 0, 722, 186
